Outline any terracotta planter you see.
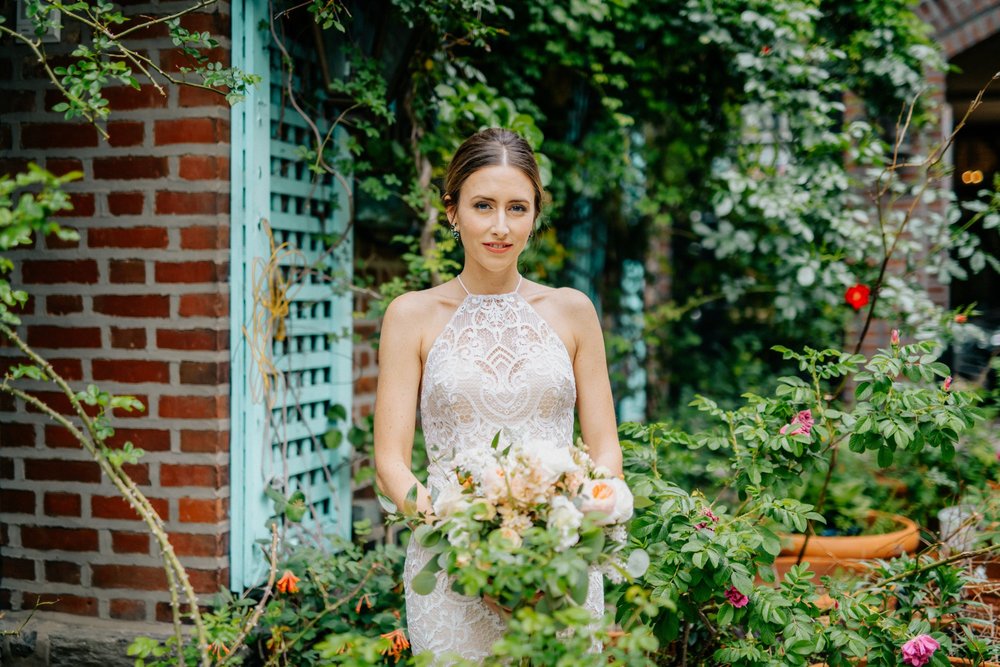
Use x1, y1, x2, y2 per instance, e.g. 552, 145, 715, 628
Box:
781, 512, 919, 559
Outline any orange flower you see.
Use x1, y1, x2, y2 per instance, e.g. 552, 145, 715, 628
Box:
355, 592, 372, 613
844, 284, 870, 311
209, 639, 230, 660
380, 628, 410, 661
276, 569, 300, 594
954, 314, 968, 323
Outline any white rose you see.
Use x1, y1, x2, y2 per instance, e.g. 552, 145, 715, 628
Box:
432, 482, 469, 518
547, 495, 584, 552
579, 478, 634, 526
525, 442, 581, 485
498, 526, 523, 548
481, 465, 508, 501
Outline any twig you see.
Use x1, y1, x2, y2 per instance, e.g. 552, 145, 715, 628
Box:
0, 599, 54, 636
115, 0, 219, 39
220, 524, 282, 665
0, 25, 108, 139
0, 323, 211, 664
876, 542, 1000, 588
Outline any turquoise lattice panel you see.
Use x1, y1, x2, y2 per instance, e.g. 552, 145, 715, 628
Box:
230, 5, 352, 589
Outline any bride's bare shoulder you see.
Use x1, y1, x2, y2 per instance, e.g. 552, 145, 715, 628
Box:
383, 285, 460, 325
532, 285, 597, 317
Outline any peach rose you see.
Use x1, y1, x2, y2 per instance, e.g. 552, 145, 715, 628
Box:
579, 478, 633, 525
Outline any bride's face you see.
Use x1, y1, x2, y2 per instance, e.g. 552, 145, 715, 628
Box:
448, 165, 535, 269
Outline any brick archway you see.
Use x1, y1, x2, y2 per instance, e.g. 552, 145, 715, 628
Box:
919, 0, 1000, 57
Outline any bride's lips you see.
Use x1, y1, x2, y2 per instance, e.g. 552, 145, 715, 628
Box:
482, 242, 513, 254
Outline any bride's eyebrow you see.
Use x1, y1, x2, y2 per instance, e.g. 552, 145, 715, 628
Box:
470, 195, 529, 204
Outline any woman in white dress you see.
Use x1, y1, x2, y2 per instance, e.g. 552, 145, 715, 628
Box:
374, 128, 624, 660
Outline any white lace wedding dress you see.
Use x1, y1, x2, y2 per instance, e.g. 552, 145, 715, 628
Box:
404, 276, 604, 660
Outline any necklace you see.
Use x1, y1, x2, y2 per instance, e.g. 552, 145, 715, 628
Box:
456, 274, 523, 296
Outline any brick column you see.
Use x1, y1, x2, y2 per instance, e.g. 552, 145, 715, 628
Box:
0, 2, 233, 624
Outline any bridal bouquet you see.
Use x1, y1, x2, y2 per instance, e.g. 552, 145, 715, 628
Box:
409, 435, 648, 614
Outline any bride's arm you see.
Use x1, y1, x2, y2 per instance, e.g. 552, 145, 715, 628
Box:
565, 290, 624, 477
373, 294, 433, 514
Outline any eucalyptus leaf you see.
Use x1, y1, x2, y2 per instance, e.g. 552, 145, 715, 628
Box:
626, 548, 650, 578
411, 571, 438, 596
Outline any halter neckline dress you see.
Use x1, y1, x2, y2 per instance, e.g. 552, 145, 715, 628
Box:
403, 276, 604, 660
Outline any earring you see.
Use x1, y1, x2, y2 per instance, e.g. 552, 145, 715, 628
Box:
451, 226, 460, 240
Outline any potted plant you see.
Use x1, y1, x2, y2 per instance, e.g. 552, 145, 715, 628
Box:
777, 449, 921, 572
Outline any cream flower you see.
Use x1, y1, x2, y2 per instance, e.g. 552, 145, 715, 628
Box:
433, 482, 469, 518
547, 495, 583, 551
498, 526, 523, 548
514, 441, 581, 486
481, 465, 508, 502
579, 478, 634, 525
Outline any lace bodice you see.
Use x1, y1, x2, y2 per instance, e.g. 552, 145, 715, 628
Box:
419, 280, 576, 490
404, 278, 603, 660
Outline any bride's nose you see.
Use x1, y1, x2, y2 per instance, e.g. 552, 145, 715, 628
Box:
491, 211, 510, 237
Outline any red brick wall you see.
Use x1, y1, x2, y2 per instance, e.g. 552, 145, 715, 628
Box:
353, 318, 378, 422
919, 0, 1000, 57
0, 2, 232, 622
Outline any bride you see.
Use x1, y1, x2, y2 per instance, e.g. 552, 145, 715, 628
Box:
374, 127, 624, 660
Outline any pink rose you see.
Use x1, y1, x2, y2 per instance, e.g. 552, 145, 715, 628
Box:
779, 409, 814, 436
579, 478, 633, 525
724, 585, 749, 608
943, 376, 953, 392
891, 329, 900, 346
695, 507, 719, 531
901, 634, 940, 667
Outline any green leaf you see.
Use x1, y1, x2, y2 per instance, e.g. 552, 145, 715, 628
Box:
411, 570, 438, 595
569, 572, 590, 604
626, 549, 650, 578
877, 446, 894, 468
633, 495, 654, 509
284, 490, 307, 522
8, 364, 48, 381
414, 523, 440, 548
759, 527, 782, 556
323, 429, 343, 449
731, 571, 753, 595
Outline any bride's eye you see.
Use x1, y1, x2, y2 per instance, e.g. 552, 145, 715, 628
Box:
474, 201, 492, 210
510, 204, 527, 214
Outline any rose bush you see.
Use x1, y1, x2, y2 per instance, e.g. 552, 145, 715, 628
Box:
612, 336, 997, 666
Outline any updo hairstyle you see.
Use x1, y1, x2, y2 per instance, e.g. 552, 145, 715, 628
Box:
442, 128, 545, 222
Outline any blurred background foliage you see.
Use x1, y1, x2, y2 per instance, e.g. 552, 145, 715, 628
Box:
294, 0, 998, 420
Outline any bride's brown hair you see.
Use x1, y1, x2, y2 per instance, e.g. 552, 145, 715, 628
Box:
442, 128, 545, 221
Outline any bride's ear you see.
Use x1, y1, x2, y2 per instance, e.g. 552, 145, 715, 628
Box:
443, 194, 456, 225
